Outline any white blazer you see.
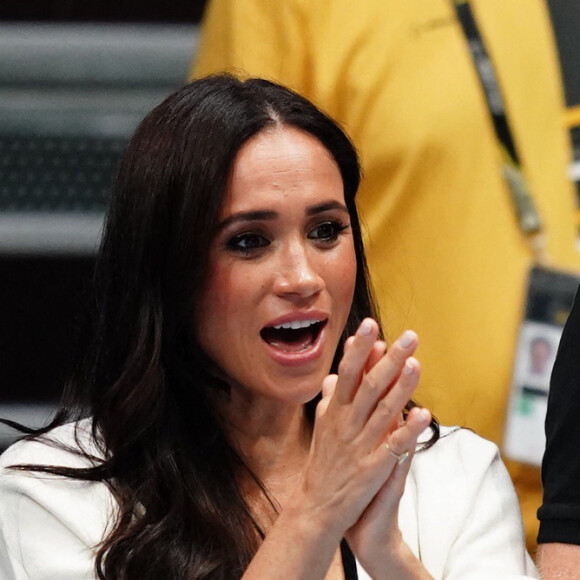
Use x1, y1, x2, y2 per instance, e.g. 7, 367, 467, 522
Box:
0, 421, 538, 579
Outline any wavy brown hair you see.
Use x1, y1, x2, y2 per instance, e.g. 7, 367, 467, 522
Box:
4, 75, 438, 579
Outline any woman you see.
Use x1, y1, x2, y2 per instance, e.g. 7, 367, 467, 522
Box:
0, 75, 536, 579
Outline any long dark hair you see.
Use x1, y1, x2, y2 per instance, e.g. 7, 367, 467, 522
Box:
5, 75, 438, 579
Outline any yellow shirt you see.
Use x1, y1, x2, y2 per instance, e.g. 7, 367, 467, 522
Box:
192, 0, 580, 548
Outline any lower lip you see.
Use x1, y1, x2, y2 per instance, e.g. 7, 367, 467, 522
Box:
263, 326, 326, 367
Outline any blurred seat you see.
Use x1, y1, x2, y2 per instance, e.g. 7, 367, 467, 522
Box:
0, 21, 198, 256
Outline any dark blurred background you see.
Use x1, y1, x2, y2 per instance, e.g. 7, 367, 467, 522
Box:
0, 1, 208, 447
0, 1, 207, 23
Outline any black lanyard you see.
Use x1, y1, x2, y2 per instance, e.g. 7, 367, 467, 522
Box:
340, 539, 358, 579
452, 0, 546, 254
453, 1, 516, 161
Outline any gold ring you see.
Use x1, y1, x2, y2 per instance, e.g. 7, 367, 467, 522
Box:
386, 443, 409, 466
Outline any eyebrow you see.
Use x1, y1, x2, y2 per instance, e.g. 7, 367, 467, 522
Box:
306, 201, 349, 216
216, 200, 349, 231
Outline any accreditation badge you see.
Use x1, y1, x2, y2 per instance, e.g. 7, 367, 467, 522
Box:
503, 266, 580, 465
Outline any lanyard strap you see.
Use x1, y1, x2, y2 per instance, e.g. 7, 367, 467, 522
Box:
452, 0, 547, 261
340, 539, 358, 580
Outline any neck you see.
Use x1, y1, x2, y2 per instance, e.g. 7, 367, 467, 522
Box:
212, 389, 313, 502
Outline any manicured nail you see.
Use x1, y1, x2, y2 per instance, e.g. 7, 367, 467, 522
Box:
399, 330, 417, 348
403, 359, 416, 375
360, 319, 373, 336
418, 408, 431, 422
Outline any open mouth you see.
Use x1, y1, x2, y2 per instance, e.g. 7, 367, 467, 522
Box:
260, 319, 327, 353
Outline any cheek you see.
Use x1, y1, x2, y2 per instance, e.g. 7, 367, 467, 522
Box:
197, 264, 259, 337
335, 244, 358, 300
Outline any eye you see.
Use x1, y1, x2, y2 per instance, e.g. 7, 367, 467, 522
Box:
226, 232, 270, 255
308, 221, 349, 244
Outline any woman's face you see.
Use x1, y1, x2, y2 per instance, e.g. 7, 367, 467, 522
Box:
196, 126, 357, 407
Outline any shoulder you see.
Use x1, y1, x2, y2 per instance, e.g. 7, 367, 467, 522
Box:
417, 425, 500, 462
412, 426, 510, 493
404, 427, 537, 577
0, 420, 113, 576
409, 426, 523, 537
0, 418, 100, 472
0, 418, 110, 521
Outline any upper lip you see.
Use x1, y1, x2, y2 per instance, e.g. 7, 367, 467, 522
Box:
264, 311, 328, 330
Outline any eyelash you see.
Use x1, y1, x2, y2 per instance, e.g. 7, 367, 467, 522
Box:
307, 221, 350, 243
226, 232, 270, 254
225, 221, 350, 256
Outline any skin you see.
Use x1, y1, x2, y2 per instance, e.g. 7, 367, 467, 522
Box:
197, 126, 433, 579
529, 338, 552, 375
536, 543, 580, 579
197, 125, 357, 413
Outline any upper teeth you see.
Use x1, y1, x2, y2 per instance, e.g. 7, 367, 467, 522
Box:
273, 319, 320, 330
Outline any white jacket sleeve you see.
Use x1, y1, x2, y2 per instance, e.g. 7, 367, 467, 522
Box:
409, 428, 539, 579
0, 430, 113, 580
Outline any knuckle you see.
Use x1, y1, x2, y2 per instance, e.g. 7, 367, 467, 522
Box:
337, 358, 351, 377
336, 421, 357, 443
388, 342, 407, 362
362, 374, 382, 396
376, 396, 396, 418
398, 371, 417, 388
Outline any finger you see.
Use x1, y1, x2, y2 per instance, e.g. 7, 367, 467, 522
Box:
322, 373, 338, 399
327, 339, 384, 422
359, 356, 422, 448
365, 340, 387, 374
350, 331, 418, 427
384, 405, 431, 470
333, 318, 380, 405
316, 374, 338, 418
348, 407, 431, 531
368, 440, 414, 516
343, 335, 355, 353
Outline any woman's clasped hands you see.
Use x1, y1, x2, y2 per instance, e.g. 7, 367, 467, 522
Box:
300, 318, 433, 578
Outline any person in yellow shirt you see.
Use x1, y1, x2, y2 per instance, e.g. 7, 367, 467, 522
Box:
191, 0, 580, 549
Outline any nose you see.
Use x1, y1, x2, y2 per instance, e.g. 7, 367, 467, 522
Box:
272, 241, 324, 300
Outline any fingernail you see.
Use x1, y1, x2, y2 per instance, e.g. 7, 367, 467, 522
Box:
399, 330, 416, 348
419, 408, 431, 422
360, 319, 373, 336
403, 359, 415, 375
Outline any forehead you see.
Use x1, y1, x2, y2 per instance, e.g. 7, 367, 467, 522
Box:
222, 127, 344, 213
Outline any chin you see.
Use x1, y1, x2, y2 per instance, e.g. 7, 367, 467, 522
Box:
273, 374, 327, 407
